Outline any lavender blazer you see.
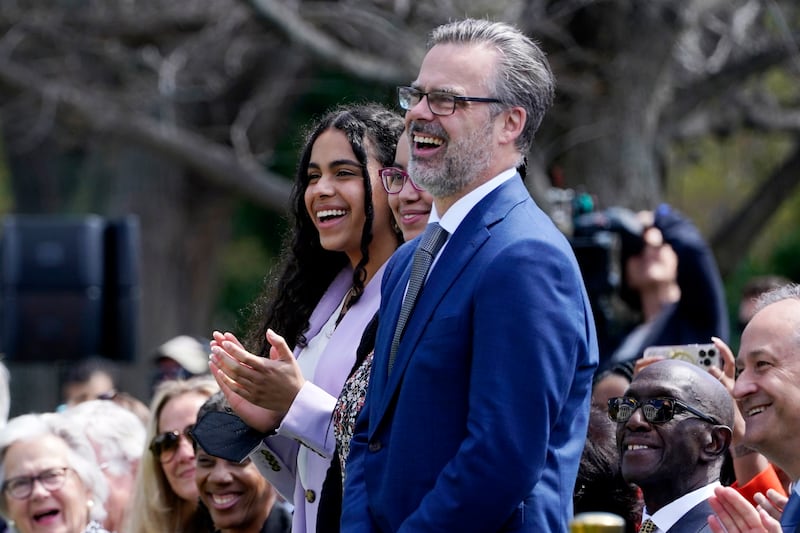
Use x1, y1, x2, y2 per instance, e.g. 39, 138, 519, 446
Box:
250, 264, 386, 533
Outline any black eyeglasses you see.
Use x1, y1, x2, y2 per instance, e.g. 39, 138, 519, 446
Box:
397, 86, 502, 116
2, 466, 71, 500
379, 167, 424, 194
607, 396, 720, 425
150, 424, 195, 463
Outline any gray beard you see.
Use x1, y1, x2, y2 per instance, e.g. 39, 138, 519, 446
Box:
410, 121, 494, 199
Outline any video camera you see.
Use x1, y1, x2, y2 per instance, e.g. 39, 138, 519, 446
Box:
569, 206, 646, 357
570, 206, 645, 295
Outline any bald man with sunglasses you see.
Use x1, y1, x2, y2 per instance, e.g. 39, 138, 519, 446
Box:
610, 359, 734, 532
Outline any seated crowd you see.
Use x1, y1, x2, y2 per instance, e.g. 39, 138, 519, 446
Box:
1, 289, 797, 533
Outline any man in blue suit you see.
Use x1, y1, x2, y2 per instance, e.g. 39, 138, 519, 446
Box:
341, 19, 598, 532
707, 284, 800, 533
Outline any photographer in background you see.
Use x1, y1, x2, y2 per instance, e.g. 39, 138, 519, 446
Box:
577, 203, 728, 373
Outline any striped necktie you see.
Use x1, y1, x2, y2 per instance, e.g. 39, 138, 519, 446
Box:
387, 222, 448, 374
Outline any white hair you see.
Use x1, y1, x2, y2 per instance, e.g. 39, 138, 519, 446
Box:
61, 399, 147, 477
0, 412, 108, 523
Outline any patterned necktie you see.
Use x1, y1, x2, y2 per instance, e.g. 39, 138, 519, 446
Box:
639, 518, 657, 533
388, 222, 448, 374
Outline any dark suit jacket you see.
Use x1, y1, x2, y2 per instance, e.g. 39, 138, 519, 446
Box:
666, 500, 713, 532
341, 176, 599, 532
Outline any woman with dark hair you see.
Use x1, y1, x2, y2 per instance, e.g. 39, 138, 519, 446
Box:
574, 406, 643, 533
209, 103, 404, 533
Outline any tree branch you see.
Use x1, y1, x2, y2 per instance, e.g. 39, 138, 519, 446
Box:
0, 56, 293, 213
711, 141, 800, 277
245, 0, 419, 84
668, 38, 797, 120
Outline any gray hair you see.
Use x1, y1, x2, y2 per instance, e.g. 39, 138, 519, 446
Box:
0, 412, 108, 523
754, 283, 800, 314
428, 19, 555, 154
61, 399, 147, 477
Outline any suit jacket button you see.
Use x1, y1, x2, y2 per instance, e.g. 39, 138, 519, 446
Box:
305, 489, 316, 503
368, 440, 381, 452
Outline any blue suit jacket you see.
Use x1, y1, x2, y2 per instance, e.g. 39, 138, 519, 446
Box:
781, 491, 800, 533
341, 177, 599, 532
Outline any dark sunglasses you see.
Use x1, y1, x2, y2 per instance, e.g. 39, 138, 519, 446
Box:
149, 424, 195, 463
607, 396, 720, 425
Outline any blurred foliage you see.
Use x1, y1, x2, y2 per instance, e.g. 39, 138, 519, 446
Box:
667, 110, 800, 347
666, 131, 795, 248
655, 61, 800, 339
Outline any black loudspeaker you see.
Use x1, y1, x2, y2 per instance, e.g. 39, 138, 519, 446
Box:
102, 217, 140, 362
1, 215, 140, 362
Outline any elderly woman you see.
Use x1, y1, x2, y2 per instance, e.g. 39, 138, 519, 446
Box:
0, 412, 110, 533
62, 399, 147, 533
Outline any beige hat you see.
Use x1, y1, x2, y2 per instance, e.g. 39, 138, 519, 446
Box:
154, 335, 210, 375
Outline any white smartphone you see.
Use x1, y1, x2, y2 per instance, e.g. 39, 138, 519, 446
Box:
642, 343, 721, 369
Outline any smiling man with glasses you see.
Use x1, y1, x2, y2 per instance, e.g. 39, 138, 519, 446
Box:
342, 18, 598, 533
614, 359, 734, 533
396, 86, 503, 116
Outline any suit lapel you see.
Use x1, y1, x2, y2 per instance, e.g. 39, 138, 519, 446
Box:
668, 499, 713, 532
781, 490, 800, 532
294, 267, 353, 358
371, 177, 530, 428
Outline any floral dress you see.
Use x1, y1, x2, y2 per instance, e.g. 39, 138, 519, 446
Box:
332, 350, 374, 481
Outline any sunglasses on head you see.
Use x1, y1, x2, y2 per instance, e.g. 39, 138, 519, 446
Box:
149, 424, 195, 463
607, 396, 720, 425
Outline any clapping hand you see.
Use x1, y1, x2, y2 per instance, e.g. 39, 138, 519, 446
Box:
210, 329, 305, 433
708, 486, 782, 533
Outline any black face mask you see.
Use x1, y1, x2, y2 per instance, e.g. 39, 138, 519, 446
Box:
190, 411, 266, 463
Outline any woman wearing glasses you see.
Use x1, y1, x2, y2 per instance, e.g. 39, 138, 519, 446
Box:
127, 376, 218, 533
333, 132, 432, 469
314, 131, 433, 532
0, 412, 110, 533
381, 135, 433, 242
209, 103, 404, 533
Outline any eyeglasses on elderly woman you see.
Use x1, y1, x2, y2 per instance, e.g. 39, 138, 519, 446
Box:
2, 466, 72, 500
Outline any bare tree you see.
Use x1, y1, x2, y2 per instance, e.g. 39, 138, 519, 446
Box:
0, 0, 797, 388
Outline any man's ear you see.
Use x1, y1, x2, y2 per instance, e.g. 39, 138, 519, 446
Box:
497, 106, 526, 146
703, 424, 733, 460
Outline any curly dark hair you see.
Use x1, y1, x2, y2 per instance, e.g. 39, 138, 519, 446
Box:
246, 103, 404, 355
574, 406, 643, 533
